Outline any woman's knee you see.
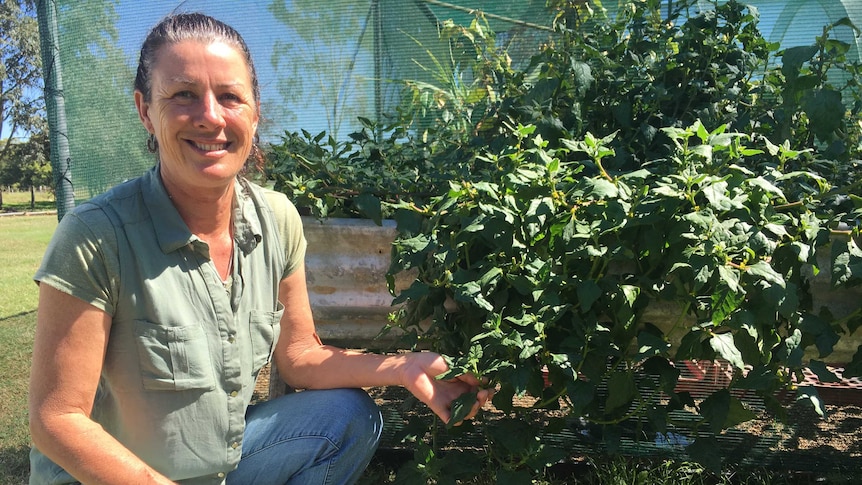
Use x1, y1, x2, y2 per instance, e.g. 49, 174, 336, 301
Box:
326, 388, 383, 446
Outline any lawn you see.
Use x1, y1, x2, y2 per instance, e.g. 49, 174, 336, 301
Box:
0, 190, 56, 215
0, 207, 56, 485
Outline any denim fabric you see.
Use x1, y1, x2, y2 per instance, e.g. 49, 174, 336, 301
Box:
226, 388, 383, 485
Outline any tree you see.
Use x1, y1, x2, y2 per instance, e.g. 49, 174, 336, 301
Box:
0, 129, 51, 209
1, 0, 45, 209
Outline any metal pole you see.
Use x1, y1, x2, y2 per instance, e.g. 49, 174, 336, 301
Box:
373, 0, 382, 137
36, 0, 74, 221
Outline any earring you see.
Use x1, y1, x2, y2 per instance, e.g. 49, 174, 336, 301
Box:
147, 134, 158, 153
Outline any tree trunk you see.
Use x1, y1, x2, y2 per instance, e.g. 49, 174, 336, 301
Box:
30, 185, 35, 210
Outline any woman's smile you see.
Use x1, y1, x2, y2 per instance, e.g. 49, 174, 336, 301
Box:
188, 139, 231, 153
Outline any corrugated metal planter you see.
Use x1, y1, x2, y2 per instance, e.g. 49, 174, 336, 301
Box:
302, 216, 411, 348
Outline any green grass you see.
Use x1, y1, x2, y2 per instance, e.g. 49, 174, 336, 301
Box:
1, 190, 56, 214
0, 211, 56, 485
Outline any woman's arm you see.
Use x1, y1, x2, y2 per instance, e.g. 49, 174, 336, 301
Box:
272, 264, 493, 424
28, 284, 174, 485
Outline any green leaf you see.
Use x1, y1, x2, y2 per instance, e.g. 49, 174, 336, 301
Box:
605, 371, 637, 414
643, 356, 680, 395
576, 280, 602, 311
354, 192, 383, 226
802, 89, 844, 142
781, 45, 818, 78
800, 313, 840, 357
830, 16, 861, 34
716, 265, 741, 293
738, 365, 779, 391
676, 329, 707, 361
492, 384, 516, 414
711, 286, 743, 326
841, 345, 862, 378
796, 386, 826, 418
447, 392, 477, 428
479, 267, 503, 288
586, 177, 619, 199
831, 238, 862, 286
488, 419, 537, 455
808, 360, 841, 383
702, 180, 731, 211
709, 332, 744, 369
745, 261, 785, 288
686, 437, 722, 473
746, 178, 787, 203
637, 330, 671, 359
566, 379, 595, 416
701, 389, 756, 434
777, 329, 804, 367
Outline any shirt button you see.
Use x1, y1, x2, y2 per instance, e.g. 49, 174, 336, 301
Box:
231, 441, 240, 449
228, 335, 236, 343
230, 390, 239, 397
217, 472, 225, 478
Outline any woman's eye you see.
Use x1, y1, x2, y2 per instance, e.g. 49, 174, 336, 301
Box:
221, 93, 242, 103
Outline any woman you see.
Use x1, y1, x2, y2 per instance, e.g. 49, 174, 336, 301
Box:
28, 13, 491, 485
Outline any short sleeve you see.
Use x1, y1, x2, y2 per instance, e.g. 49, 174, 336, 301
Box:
34, 205, 120, 315
262, 189, 307, 279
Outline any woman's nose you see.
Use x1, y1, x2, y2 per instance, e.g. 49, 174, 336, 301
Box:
196, 92, 226, 129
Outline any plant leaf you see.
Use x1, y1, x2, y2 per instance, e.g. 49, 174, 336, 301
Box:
709, 332, 744, 369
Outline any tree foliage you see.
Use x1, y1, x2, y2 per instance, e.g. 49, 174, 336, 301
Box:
0, 0, 44, 159
0, 130, 51, 209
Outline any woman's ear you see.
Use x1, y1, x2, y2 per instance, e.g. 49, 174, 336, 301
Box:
134, 90, 154, 134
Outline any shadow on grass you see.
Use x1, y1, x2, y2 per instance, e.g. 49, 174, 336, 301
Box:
0, 310, 36, 323
0, 444, 29, 485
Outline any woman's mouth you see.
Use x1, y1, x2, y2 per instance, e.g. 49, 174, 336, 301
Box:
190, 140, 230, 151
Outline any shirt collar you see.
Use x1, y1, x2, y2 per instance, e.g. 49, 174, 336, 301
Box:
234, 177, 264, 254
142, 165, 263, 255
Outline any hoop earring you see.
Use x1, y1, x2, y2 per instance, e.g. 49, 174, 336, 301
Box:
147, 134, 158, 153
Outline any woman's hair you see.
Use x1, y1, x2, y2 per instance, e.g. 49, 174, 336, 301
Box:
134, 12, 260, 105
135, 13, 265, 171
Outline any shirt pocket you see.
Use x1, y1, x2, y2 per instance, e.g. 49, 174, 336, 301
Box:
249, 302, 284, 372
134, 320, 215, 391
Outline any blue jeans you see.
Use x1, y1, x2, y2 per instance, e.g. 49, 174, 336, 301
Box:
226, 388, 382, 485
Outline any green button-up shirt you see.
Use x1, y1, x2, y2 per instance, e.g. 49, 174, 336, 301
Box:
31, 166, 306, 484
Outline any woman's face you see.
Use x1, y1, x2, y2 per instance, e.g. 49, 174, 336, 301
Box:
135, 40, 259, 194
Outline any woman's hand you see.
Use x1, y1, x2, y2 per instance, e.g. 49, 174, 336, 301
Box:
399, 352, 494, 425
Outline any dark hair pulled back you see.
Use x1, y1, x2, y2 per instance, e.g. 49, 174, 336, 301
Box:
134, 12, 260, 106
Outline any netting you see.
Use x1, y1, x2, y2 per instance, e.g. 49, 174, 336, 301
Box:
39, 1, 862, 205
39, 0, 554, 203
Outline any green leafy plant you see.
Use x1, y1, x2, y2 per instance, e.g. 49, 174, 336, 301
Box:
388, 117, 862, 477
378, 1, 862, 481
267, 0, 862, 481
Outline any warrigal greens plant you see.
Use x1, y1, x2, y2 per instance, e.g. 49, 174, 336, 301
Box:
266, 0, 862, 481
